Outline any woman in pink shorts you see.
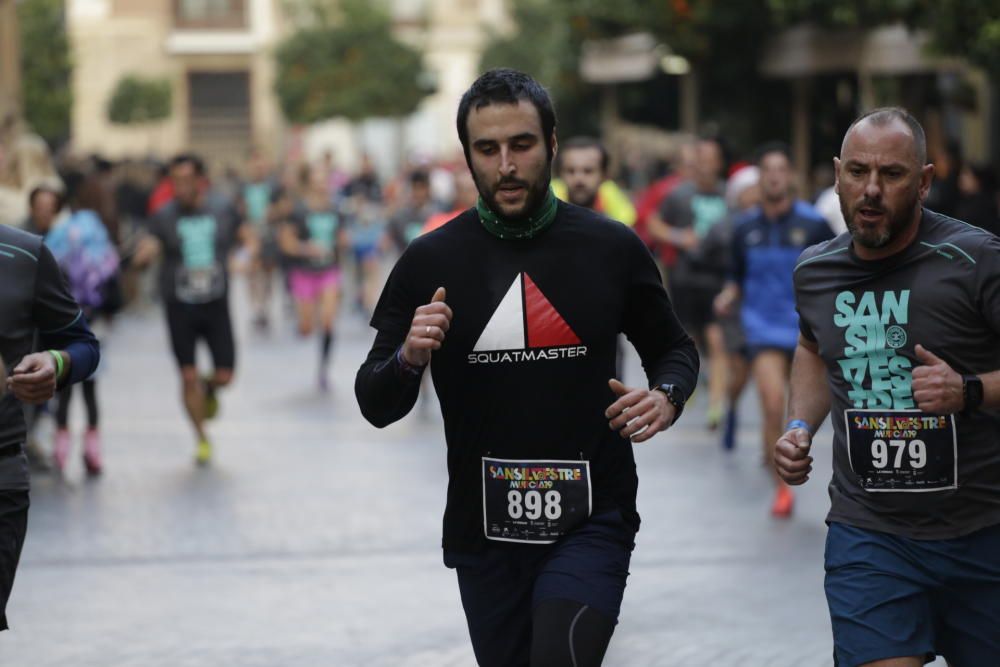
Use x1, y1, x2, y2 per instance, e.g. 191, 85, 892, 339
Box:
276, 168, 348, 390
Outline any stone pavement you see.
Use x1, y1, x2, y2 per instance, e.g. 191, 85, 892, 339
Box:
0, 276, 944, 666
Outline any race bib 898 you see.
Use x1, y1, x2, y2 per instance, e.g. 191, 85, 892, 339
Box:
482, 457, 591, 544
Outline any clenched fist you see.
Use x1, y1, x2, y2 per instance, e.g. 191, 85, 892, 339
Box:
402, 287, 453, 367
774, 426, 813, 485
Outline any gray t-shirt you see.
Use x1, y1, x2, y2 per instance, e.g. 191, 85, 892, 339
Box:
0, 225, 83, 489
794, 209, 1000, 539
149, 193, 241, 304
659, 180, 728, 291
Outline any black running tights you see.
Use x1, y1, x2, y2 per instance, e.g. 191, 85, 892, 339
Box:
56, 379, 98, 429
529, 598, 616, 667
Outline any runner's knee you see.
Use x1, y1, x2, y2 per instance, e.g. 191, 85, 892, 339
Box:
213, 369, 234, 387
180, 367, 199, 390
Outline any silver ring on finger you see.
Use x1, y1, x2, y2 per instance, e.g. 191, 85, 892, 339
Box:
425, 325, 431, 335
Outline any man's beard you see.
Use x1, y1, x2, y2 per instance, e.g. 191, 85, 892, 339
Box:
842, 193, 918, 249
568, 185, 598, 209
762, 185, 786, 204
475, 160, 552, 220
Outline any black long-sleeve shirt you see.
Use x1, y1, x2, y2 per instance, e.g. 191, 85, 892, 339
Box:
356, 202, 698, 552
0, 225, 100, 490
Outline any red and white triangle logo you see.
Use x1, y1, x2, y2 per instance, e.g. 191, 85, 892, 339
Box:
473, 273, 581, 351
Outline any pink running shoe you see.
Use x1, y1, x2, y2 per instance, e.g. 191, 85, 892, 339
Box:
83, 428, 103, 476
53, 428, 71, 471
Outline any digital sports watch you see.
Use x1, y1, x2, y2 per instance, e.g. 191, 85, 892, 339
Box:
655, 383, 686, 423
962, 374, 984, 413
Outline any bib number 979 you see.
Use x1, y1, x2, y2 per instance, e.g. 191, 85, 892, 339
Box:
507, 490, 562, 520
871, 439, 926, 470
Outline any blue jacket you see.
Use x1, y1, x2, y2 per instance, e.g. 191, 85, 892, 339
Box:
731, 200, 834, 350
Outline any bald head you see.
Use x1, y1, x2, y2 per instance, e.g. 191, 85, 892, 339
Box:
834, 106, 934, 257
841, 107, 927, 167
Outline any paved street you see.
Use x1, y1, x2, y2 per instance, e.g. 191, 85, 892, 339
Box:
1, 275, 936, 666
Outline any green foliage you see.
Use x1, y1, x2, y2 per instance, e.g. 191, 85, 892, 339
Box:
274, 0, 430, 123
107, 76, 173, 124
921, 1, 1000, 75
17, 0, 72, 145
480, 0, 999, 154
478, 0, 773, 144
768, 0, 1000, 74
478, 1, 578, 111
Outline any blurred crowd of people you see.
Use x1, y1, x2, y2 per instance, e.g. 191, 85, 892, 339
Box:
7, 133, 1000, 488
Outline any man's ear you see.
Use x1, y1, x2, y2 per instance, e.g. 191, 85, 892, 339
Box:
918, 162, 935, 202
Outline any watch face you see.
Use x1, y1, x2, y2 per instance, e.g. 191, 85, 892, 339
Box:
660, 384, 682, 407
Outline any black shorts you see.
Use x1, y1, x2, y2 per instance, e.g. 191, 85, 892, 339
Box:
445, 511, 634, 667
164, 300, 236, 370
0, 489, 29, 632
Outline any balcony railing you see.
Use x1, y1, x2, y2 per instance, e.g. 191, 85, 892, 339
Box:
174, 0, 246, 30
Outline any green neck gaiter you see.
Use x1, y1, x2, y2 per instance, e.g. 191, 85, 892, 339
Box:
477, 187, 558, 240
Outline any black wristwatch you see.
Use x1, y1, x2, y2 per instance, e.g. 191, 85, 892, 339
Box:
655, 383, 686, 423
962, 374, 984, 413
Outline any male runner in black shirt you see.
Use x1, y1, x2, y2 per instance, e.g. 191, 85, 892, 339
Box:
356, 69, 699, 667
0, 224, 100, 630
777, 108, 1000, 666
135, 154, 249, 465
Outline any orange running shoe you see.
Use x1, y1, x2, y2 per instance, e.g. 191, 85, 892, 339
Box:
771, 485, 794, 518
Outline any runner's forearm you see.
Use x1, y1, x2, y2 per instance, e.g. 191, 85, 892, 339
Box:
787, 338, 831, 432
38, 313, 100, 386
355, 329, 423, 427
644, 340, 699, 400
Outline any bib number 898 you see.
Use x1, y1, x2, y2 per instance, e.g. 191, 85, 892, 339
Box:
507, 490, 562, 520
872, 439, 927, 470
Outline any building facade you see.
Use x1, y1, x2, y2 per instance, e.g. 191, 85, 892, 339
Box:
69, 0, 286, 168
68, 0, 507, 173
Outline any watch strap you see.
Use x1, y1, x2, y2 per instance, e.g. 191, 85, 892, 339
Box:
656, 384, 685, 424
962, 374, 983, 413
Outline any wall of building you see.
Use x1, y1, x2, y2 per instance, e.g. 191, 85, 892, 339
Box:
69, 0, 285, 164
68, 0, 510, 173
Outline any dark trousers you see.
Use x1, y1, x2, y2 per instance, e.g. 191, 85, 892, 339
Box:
0, 489, 29, 631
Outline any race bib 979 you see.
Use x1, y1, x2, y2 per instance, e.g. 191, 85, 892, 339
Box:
845, 409, 957, 492
482, 457, 591, 544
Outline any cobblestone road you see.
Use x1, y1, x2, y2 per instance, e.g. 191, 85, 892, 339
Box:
0, 277, 941, 666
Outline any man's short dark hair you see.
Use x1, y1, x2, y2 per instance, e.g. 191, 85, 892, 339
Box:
754, 141, 793, 167
169, 153, 206, 176
456, 68, 557, 166
842, 107, 927, 165
28, 184, 63, 211
558, 136, 609, 174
